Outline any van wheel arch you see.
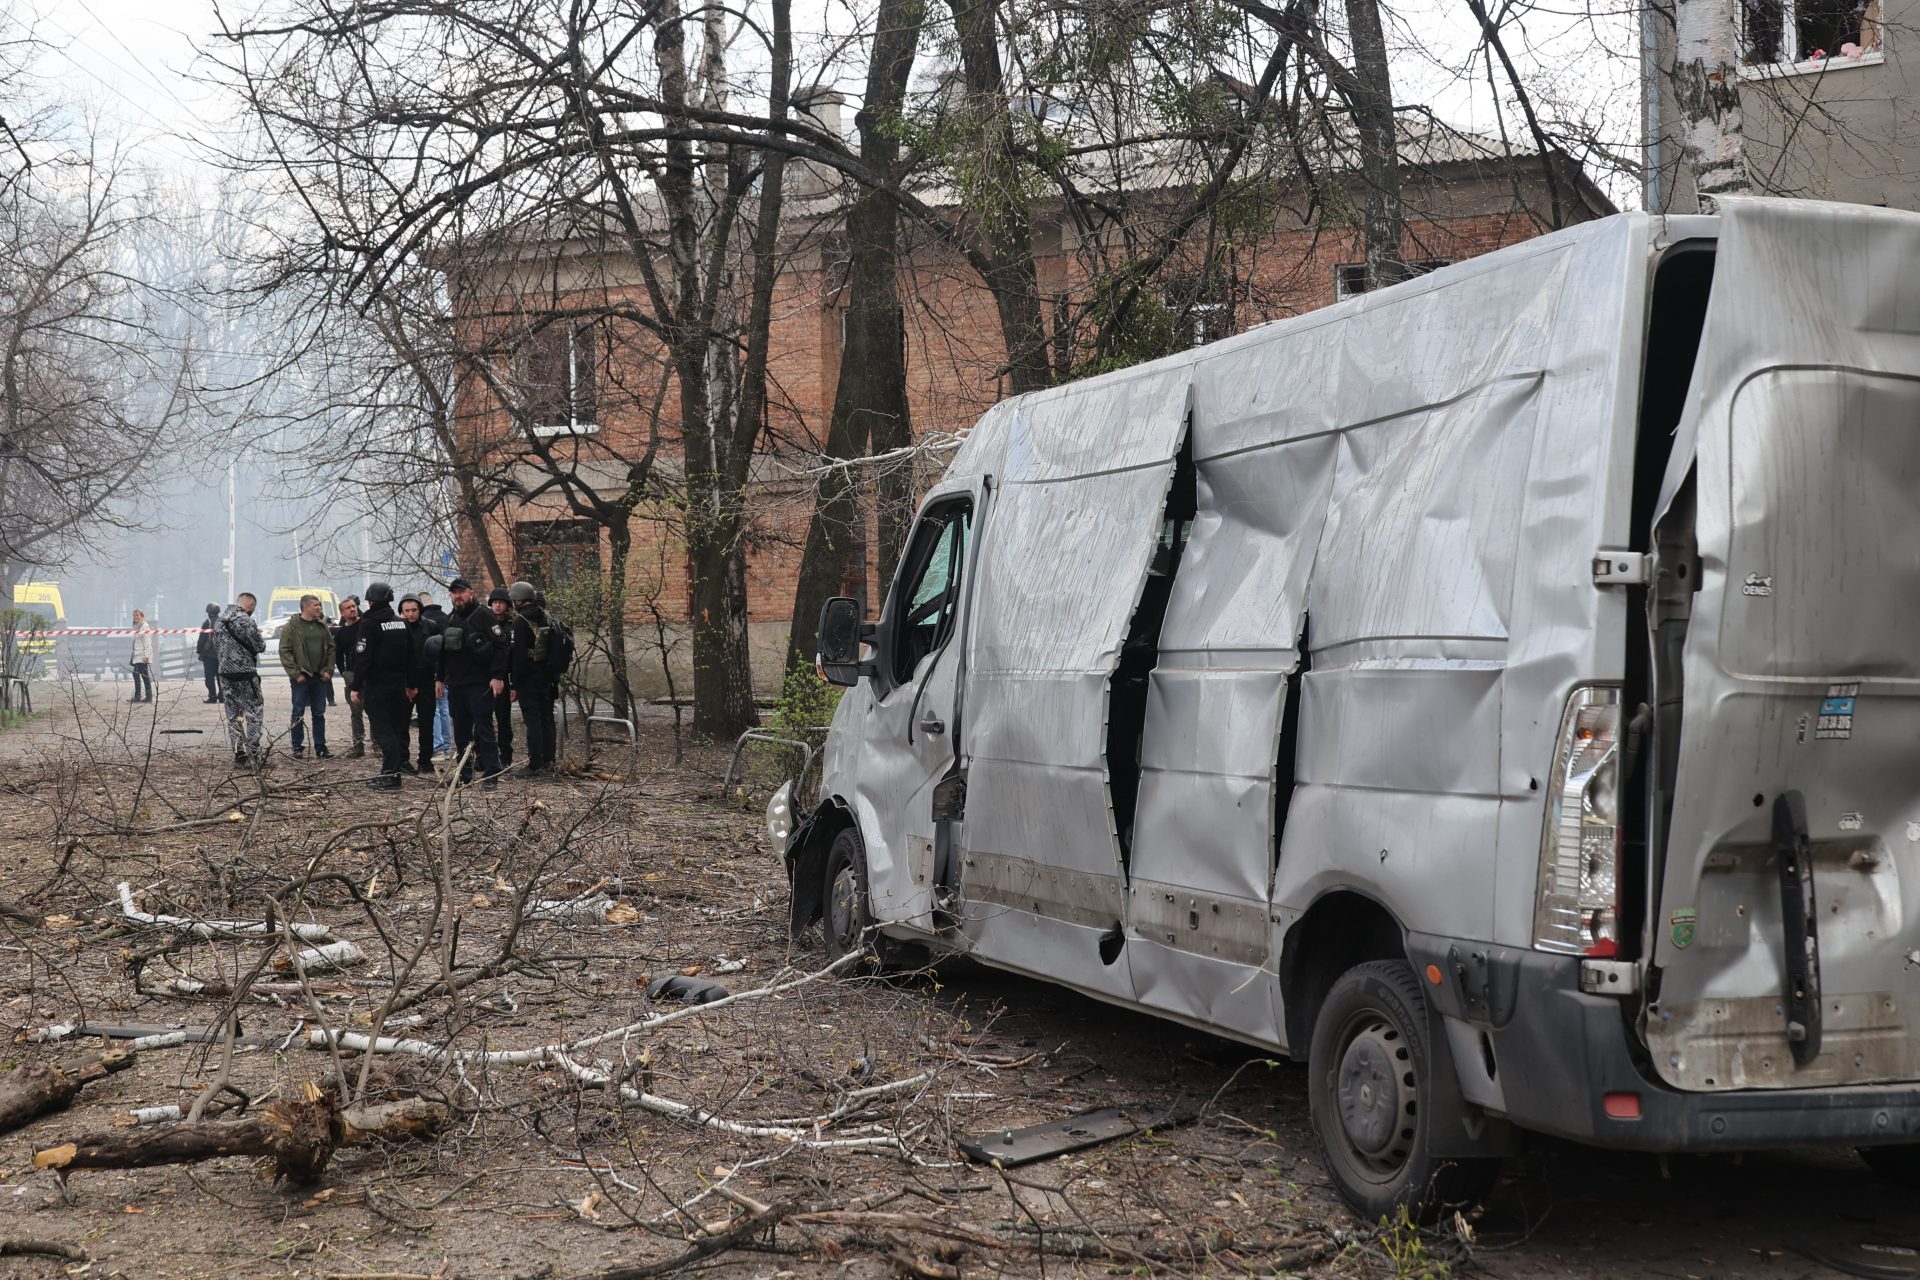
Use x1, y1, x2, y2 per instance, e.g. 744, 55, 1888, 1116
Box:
1281, 890, 1409, 1059
787, 797, 856, 933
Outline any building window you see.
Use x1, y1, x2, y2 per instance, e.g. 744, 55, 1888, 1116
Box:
1334, 258, 1453, 301
520, 323, 600, 436
1164, 271, 1236, 350
514, 519, 601, 593
1741, 0, 1879, 63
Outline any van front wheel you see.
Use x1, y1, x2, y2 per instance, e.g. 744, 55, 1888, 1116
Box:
1308, 959, 1499, 1222
822, 827, 875, 963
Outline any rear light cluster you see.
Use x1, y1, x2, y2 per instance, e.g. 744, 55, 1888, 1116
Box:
1534, 686, 1622, 956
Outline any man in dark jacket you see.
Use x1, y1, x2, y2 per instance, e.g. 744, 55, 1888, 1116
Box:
195, 603, 222, 703
435, 578, 504, 789
350, 582, 416, 788
332, 597, 365, 757
506, 580, 559, 776
488, 587, 515, 766
419, 590, 452, 755
398, 595, 439, 775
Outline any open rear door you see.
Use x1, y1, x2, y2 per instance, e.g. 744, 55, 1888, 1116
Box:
1649, 199, 1920, 1091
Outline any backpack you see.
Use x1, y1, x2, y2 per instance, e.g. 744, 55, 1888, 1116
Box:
544, 616, 576, 677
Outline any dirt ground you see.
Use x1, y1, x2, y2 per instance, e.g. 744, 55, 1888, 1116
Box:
0, 679, 1910, 1280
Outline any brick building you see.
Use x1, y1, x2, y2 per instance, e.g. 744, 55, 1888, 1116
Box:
454, 121, 1612, 696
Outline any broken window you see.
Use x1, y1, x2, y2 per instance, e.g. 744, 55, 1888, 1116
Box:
1741, 0, 1879, 62
521, 322, 601, 435
1333, 258, 1452, 302
889, 500, 971, 687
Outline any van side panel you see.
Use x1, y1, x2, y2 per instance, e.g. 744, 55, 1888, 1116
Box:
957, 368, 1189, 979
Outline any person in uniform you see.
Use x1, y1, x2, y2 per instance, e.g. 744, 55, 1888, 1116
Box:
488, 587, 515, 767
215, 593, 267, 766
350, 583, 416, 789
436, 577, 504, 789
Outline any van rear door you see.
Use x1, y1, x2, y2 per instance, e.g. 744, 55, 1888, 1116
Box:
1649, 200, 1920, 1091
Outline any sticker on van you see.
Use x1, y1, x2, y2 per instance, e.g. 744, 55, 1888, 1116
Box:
1670, 907, 1697, 949
1817, 683, 1859, 740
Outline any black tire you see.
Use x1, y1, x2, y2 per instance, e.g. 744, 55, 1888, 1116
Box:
822, 827, 876, 964
1307, 959, 1501, 1222
1859, 1144, 1920, 1186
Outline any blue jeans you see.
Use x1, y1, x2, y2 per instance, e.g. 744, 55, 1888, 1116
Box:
290, 677, 329, 753
131, 664, 153, 701
433, 690, 452, 752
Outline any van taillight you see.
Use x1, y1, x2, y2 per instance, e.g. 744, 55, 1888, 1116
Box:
1534, 687, 1622, 956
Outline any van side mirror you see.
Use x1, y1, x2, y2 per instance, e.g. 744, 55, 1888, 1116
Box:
817, 597, 867, 687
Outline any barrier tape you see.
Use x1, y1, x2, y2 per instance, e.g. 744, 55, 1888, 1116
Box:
7, 628, 210, 637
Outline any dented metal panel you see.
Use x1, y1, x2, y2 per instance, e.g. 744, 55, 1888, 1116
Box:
1650, 198, 1920, 1091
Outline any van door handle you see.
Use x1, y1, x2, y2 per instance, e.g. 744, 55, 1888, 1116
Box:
918, 712, 946, 736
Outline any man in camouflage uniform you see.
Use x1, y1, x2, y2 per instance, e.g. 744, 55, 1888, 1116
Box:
215, 593, 267, 766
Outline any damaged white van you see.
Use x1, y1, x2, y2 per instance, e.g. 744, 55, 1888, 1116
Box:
778, 199, 1920, 1217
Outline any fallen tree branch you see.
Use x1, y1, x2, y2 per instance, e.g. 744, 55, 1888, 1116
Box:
592, 1201, 802, 1280
0, 1239, 87, 1262
0, 1050, 134, 1135
116, 883, 333, 943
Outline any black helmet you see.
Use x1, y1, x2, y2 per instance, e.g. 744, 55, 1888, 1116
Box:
423, 634, 444, 659
204, 602, 219, 617
508, 581, 537, 604
365, 582, 394, 606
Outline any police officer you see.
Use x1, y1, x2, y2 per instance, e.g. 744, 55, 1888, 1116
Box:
506, 581, 558, 776
436, 578, 505, 789
487, 587, 515, 768
350, 582, 417, 788
398, 594, 439, 775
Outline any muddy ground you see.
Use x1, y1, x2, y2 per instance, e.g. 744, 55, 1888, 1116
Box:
0, 679, 1909, 1279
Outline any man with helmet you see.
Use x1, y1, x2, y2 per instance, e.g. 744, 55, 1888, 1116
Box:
506, 580, 561, 776
350, 582, 417, 788
398, 594, 440, 775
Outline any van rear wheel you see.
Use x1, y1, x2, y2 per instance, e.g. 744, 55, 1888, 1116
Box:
1308, 959, 1499, 1222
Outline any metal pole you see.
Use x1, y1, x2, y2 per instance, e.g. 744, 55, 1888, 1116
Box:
226, 461, 237, 603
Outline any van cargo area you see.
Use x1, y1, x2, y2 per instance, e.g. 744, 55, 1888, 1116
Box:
789, 199, 1920, 1219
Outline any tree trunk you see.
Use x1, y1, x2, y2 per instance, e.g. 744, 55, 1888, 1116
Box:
1668, 0, 1748, 209
34, 1088, 339, 1185
787, 0, 923, 671
1342, 0, 1409, 289
604, 514, 636, 721
0, 1051, 133, 1136
949, 0, 1050, 396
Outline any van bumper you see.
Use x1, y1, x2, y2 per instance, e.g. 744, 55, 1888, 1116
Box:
1407, 935, 1920, 1152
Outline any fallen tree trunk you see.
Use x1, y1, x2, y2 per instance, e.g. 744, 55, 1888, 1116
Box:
34, 1083, 339, 1185
0, 1050, 133, 1135
340, 1099, 452, 1145
32, 1087, 454, 1185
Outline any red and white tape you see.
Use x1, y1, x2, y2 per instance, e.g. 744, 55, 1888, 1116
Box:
9, 628, 209, 637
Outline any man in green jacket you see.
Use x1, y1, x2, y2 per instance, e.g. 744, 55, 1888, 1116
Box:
279, 594, 335, 759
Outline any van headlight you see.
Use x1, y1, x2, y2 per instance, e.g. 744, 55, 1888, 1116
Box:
765, 780, 794, 858
1534, 687, 1622, 956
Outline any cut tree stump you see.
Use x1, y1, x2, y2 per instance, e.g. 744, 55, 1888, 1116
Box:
0, 1050, 134, 1135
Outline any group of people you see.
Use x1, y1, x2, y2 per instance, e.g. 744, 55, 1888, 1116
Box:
203, 579, 573, 791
